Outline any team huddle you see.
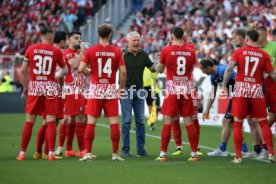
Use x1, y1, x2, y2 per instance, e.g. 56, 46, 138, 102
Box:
16, 24, 276, 164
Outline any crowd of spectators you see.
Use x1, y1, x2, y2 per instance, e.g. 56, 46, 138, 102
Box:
116, 0, 276, 65
0, 0, 107, 55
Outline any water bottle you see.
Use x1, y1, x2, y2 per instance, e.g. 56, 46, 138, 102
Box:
84, 43, 91, 49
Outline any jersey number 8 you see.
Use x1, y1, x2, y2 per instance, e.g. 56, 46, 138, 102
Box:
177, 56, 186, 75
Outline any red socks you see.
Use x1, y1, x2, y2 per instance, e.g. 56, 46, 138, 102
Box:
66, 123, 75, 151
44, 131, 48, 154
171, 120, 182, 147
193, 119, 200, 148
259, 120, 274, 155
110, 124, 120, 153
46, 121, 56, 152
233, 122, 243, 159
185, 124, 197, 152
85, 124, 95, 153
75, 122, 86, 151
36, 124, 47, 154
58, 123, 67, 147
20, 122, 34, 152
161, 124, 171, 152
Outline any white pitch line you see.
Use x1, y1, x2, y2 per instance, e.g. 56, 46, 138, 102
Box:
97, 123, 270, 163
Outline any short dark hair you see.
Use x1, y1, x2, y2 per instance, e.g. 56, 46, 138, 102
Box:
171, 27, 184, 39
41, 27, 53, 35
232, 29, 246, 38
54, 31, 67, 44
98, 24, 113, 38
246, 30, 259, 42
256, 26, 267, 32
68, 31, 81, 38
272, 28, 276, 36
199, 58, 215, 68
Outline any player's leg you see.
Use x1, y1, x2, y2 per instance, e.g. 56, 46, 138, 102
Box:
33, 116, 47, 159
79, 115, 97, 161
105, 99, 123, 161
231, 97, 248, 163
246, 118, 262, 157
156, 115, 174, 161
171, 116, 183, 155
74, 94, 86, 156
45, 114, 58, 161
17, 114, 37, 160
182, 94, 198, 161
156, 94, 179, 161
17, 95, 42, 160
55, 115, 68, 156
80, 98, 102, 161
251, 98, 274, 163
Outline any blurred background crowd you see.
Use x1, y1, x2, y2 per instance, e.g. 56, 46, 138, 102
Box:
1, 0, 276, 64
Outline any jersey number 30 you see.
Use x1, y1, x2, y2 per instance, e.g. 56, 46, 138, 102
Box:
33, 55, 53, 75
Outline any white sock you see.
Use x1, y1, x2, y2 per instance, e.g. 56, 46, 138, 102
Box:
57, 146, 63, 151
191, 152, 197, 157
176, 146, 182, 150
49, 151, 55, 156
20, 151, 25, 155
160, 151, 166, 157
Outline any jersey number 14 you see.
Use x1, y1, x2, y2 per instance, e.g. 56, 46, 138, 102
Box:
97, 58, 112, 78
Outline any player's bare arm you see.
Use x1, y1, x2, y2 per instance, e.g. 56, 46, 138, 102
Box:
119, 65, 127, 90
21, 59, 29, 96
55, 66, 68, 79
78, 61, 90, 75
222, 61, 237, 92
157, 63, 165, 73
203, 85, 217, 120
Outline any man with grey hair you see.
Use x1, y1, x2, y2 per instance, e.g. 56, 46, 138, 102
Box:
121, 31, 156, 157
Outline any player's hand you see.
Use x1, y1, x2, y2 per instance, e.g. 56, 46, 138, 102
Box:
80, 42, 89, 51
202, 111, 210, 121
117, 88, 126, 99
22, 88, 28, 98
221, 85, 228, 96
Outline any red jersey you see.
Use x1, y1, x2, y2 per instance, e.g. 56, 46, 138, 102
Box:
82, 44, 125, 99
160, 44, 196, 95
231, 45, 274, 98
24, 43, 66, 96
63, 48, 89, 95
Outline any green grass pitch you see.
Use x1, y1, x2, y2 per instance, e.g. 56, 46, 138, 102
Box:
0, 114, 275, 184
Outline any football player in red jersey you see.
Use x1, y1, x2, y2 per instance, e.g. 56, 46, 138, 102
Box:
16, 28, 68, 161
170, 41, 202, 156
79, 24, 127, 161
63, 31, 89, 157
33, 31, 68, 160
156, 27, 198, 162
222, 30, 276, 164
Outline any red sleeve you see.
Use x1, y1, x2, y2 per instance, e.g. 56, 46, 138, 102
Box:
230, 49, 239, 63
159, 48, 166, 64
117, 49, 125, 67
64, 50, 75, 62
24, 47, 31, 60
56, 49, 66, 68
264, 52, 274, 74
82, 49, 91, 64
